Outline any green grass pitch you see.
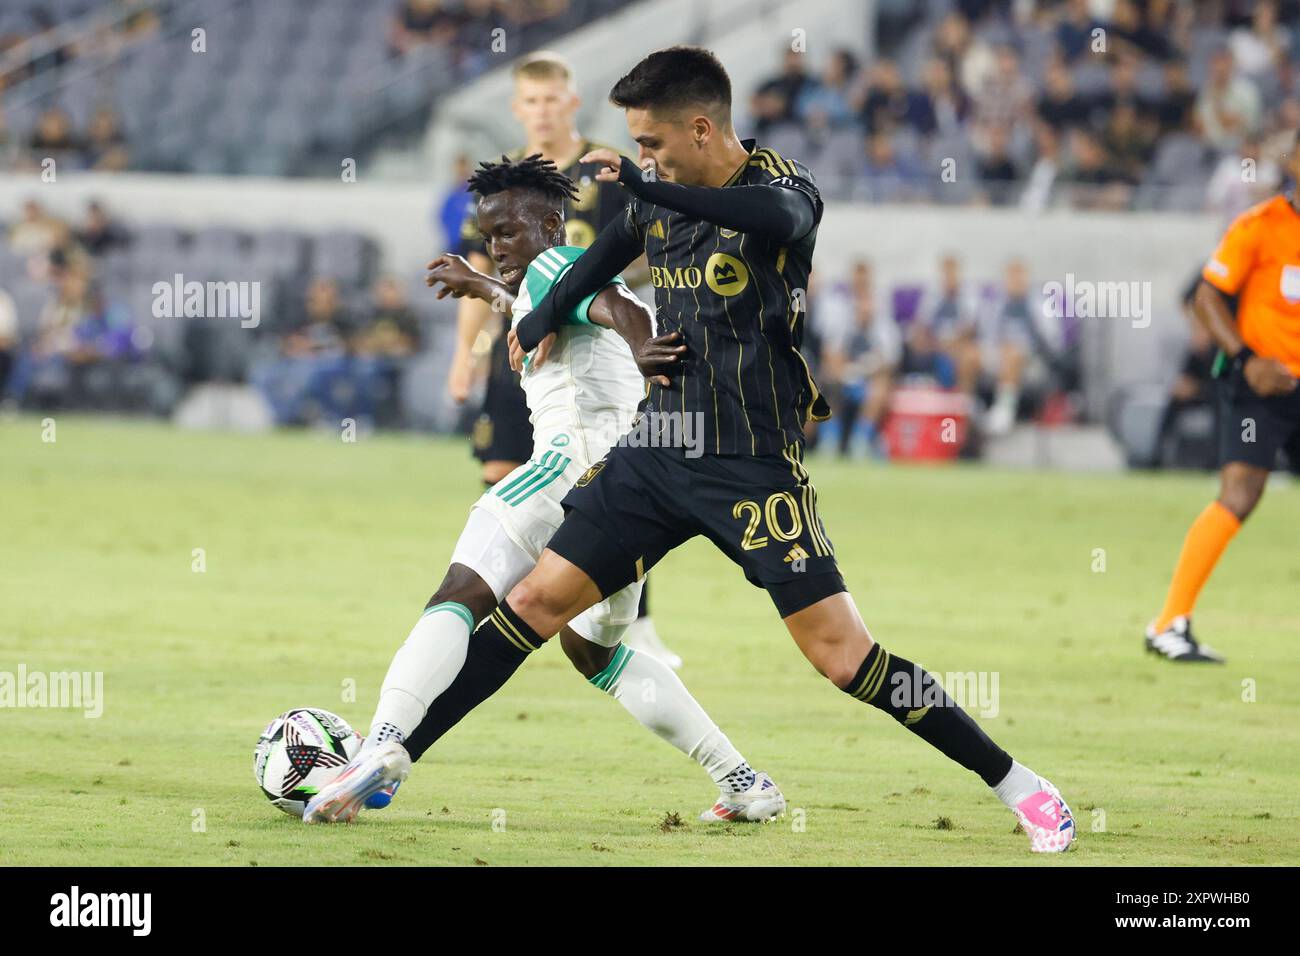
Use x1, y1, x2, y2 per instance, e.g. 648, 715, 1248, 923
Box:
2, 415, 1297, 866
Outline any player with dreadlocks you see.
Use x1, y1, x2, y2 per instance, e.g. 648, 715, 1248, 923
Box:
305, 154, 786, 825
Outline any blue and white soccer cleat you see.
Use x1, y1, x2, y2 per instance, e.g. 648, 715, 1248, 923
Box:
364, 781, 400, 810
303, 740, 410, 824
699, 771, 786, 823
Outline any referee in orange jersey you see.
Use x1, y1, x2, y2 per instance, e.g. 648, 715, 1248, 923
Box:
1146, 140, 1300, 662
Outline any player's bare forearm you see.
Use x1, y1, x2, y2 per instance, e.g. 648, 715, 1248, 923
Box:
1195, 279, 1297, 395
430, 253, 515, 316
1193, 280, 1243, 356
588, 284, 685, 387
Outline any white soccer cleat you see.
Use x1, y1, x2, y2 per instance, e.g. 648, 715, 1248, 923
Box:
1013, 778, 1077, 853
302, 740, 411, 825
699, 771, 786, 823
623, 617, 683, 670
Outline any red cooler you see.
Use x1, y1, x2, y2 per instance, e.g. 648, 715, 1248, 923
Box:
882, 386, 973, 462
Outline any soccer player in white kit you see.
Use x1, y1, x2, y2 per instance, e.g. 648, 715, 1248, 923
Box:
304, 155, 784, 825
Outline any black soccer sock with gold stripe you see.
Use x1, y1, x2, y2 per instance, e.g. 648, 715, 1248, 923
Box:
844, 643, 1012, 786
402, 601, 546, 763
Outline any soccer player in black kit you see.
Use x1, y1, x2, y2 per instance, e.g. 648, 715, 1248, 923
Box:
413, 47, 1077, 852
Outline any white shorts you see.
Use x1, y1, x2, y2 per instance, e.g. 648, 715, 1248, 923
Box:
449, 474, 642, 649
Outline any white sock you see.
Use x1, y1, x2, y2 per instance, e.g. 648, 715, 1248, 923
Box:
366, 602, 474, 748
992, 759, 1043, 809
591, 644, 747, 786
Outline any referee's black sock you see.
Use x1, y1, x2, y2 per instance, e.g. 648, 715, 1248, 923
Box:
402, 601, 547, 762
842, 643, 1012, 786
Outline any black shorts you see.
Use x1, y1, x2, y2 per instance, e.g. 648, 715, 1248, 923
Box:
472, 329, 532, 464
549, 440, 846, 618
1217, 364, 1300, 470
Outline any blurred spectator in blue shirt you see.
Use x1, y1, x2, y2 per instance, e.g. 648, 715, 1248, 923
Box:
794, 49, 860, 131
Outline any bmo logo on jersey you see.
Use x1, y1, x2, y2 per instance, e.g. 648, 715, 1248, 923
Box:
650, 254, 749, 297
705, 253, 749, 297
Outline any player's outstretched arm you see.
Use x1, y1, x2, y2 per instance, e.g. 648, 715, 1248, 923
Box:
587, 283, 686, 387
600, 153, 820, 244
427, 253, 515, 311
513, 212, 643, 352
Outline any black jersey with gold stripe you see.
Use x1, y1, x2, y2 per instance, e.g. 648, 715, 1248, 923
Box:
629, 139, 828, 456
457, 140, 629, 256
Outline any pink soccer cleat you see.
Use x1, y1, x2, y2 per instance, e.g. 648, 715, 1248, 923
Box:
1014, 780, 1077, 853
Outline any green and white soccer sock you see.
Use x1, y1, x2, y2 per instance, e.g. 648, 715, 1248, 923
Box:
588, 644, 753, 790
366, 601, 475, 750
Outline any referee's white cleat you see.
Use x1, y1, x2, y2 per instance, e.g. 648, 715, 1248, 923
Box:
303, 740, 410, 825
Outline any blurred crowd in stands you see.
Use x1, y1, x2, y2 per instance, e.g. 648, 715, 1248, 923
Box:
1, 195, 1226, 468
0, 199, 436, 430
750, 0, 1298, 213
804, 253, 1084, 460
0, 0, 631, 176
0, 0, 1279, 466
4, 0, 1294, 214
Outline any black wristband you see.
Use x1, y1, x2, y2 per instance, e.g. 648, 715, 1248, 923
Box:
616, 156, 641, 185
1233, 345, 1255, 374
515, 306, 556, 353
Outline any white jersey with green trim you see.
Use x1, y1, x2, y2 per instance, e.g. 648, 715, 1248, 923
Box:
511, 244, 644, 466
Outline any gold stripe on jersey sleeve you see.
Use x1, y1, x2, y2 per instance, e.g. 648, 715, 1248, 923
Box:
751, 147, 794, 178
759, 147, 790, 178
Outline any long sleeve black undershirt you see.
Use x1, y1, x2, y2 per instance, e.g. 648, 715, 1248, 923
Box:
515, 155, 819, 352
614, 155, 818, 243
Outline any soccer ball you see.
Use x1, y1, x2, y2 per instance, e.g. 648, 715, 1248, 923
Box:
253, 708, 363, 817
